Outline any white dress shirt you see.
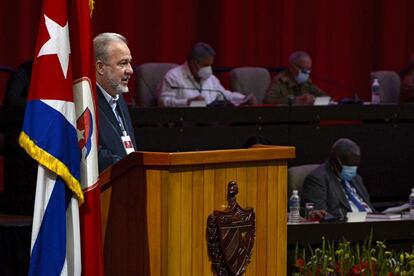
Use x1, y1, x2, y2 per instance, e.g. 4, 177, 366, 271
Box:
157, 62, 246, 107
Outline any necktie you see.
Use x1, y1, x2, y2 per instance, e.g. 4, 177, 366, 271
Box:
110, 98, 126, 134
341, 180, 366, 212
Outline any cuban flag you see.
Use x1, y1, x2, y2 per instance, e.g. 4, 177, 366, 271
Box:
19, 0, 103, 275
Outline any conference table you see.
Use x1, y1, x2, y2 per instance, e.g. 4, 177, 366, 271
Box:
1, 103, 414, 204
129, 103, 414, 203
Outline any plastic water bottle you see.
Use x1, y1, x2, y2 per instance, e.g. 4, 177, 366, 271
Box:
371, 78, 381, 104
289, 190, 300, 223
409, 188, 414, 217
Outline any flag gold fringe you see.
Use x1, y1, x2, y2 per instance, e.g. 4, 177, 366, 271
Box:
19, 131, 84, 204
89, 0, 95, 17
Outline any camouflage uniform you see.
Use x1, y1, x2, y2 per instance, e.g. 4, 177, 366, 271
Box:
263, 70, 326, 104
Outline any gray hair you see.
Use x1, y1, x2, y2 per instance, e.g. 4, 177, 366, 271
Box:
188, 42, 216, 63
93, 32, 128, 62
289, 51, 311, 66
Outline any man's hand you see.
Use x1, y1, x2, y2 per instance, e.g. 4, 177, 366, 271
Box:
295, 93, 315, 105
239, 93, 257, 106
308, 209, 329, 220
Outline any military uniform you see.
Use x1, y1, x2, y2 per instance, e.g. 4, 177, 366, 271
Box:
263, 70, 326, 104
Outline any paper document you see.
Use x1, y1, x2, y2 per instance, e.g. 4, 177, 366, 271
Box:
189, 100, 207, 107
313, 96, 331, 106
382, 203, 409, 214
366, 213, 401, 220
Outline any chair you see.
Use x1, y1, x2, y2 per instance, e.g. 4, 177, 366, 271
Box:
230, 67, 271, 104
288, 164, 320, 198
371, 70, 401, 104
135, 62, 178, 107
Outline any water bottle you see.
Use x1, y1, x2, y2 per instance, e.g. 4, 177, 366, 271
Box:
409, 188, 414, 217
289, 190, 300, 223
371, 78, 381, 104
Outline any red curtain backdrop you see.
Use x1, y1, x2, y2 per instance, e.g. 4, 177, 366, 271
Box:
1, 0, 414, 102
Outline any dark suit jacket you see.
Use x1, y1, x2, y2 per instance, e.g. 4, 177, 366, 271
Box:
302, 162, 374, 218
97, 87, 136, 172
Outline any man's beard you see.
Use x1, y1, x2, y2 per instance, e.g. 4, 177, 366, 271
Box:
108, 77, 129, 94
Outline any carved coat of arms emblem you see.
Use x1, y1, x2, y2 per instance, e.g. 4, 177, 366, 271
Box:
207, 181, 256, 276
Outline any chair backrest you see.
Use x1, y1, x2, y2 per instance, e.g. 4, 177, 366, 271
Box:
288, 164, 320, 198
371, 70, 401, 103
135, 62, 178, 107
230, 67, 271, 104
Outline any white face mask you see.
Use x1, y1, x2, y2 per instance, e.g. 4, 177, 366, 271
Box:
295, 70, 310, 84
198, 66, 213, 80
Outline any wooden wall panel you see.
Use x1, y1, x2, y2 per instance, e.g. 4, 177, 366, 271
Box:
255, 165, 268, 276
203, 166, 215, 276
213, 165, 226, 210
180, 169, 193, 276
146, 169, 162, 276
236, 166, 247, 206
192, 167, 204, 276
266, 163, 278, 276
245, 165, 258, 276
160, 170, 169, 275
166, 169, 181, 275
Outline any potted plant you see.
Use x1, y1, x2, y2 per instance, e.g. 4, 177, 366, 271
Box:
293, 232, 414, 275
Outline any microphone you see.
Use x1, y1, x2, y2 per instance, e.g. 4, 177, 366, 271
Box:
169, 85, 231, 107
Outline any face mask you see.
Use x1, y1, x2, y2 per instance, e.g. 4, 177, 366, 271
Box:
340, 165, 358, 181
198, 66, 213, 80
295, 70, 310, 84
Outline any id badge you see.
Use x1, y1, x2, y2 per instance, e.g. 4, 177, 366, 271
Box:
121, 135, 135, 154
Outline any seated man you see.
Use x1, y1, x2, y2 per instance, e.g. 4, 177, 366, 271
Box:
158, 42, 254, 107
302, 138, 374, 219
263, 51, 327, 105
400, 53, 414, 103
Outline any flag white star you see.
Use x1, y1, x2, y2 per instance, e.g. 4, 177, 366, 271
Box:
37, 14, 71, 78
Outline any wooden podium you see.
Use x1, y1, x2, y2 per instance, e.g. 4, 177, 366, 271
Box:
99, 146, 295, 276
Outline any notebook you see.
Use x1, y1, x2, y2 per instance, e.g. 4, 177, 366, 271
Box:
189, 100, 207, 107
366, 213, 401, 220
313, 96, 331, 106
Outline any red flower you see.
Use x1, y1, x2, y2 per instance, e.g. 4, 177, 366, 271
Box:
295, 258, 305, 268
295, 258, 305, 273
352, 264, 362, 274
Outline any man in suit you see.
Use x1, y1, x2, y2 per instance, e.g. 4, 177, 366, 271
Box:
302, 138, 374, 219
94, 33, 136, 172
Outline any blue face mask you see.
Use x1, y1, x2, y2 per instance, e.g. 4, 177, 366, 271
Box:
340, 165, 358, 181
295, 70, 310, 84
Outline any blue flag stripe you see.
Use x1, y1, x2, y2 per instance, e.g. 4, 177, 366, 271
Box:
29, 177, 73, 276
23, 100, 81, 180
